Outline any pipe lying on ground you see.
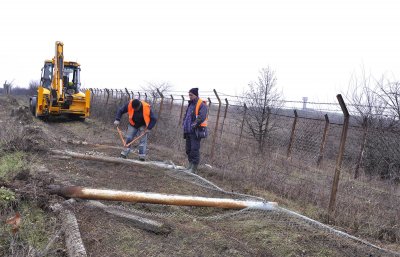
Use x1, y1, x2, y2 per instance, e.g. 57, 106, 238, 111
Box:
49, 186, 277, 211
50, 149, 185, 170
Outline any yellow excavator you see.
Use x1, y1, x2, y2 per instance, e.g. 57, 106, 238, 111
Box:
30, 41, 90, 120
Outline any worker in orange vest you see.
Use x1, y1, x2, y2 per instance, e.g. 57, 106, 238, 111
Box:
183, 88, 208, 173
114, 99, 157, 161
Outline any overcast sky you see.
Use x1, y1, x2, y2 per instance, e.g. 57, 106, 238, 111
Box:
1, 0, 399, 102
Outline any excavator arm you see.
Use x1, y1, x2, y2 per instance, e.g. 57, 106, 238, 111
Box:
51, 41, 64, 105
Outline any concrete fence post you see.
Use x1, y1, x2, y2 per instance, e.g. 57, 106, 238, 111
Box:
90, 88, 94, 103
170, 95, 174, 110
179, 95, 185, 126
125, 88, 131, 99
287, 110, 298, 158
317, 114, 330, 167
328, 94, 350, 217
354, 117, 368, 179
210, 89, 222, 159
237, 103, 247, 149
105, 89, 110, 105
154, 88, 164, 131
220, 98, 229, 138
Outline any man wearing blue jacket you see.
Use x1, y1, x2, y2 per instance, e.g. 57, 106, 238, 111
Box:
114, 99, 157, 161
183, 88, 208, 173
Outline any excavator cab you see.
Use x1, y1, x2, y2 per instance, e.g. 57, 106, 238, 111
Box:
62, 65, 80, 94
31, 41, 91, 119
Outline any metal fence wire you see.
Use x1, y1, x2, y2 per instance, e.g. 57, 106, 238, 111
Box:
87, 87, 400, 254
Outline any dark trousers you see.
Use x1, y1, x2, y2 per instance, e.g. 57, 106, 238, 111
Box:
185, 133, 201, 165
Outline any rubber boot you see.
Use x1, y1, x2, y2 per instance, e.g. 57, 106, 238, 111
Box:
185, 163, 193, 172
139, 154, 146, 162
120, 148, 130, 159
191, 164, 198, 174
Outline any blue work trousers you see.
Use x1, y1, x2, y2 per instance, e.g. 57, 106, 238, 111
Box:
185, 133, 202, 165
122, 125, 147, 158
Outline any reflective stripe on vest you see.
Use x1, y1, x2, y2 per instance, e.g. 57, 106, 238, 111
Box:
127, 100, 151, 127
195, 98, 208, 127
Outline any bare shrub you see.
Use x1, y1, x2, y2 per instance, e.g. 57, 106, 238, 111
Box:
241, 67, 283, 152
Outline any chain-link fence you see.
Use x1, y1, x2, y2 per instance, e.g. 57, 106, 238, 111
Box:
87, 87, 400, 250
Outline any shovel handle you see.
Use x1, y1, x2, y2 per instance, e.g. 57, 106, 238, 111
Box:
116, 126, 148, 148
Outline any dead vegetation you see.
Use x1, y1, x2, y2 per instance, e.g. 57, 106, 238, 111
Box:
91, 90, 400, 251
0, 94, 399, 256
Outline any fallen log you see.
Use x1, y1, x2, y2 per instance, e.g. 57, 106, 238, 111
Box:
51, 200, 87, 257
85, 200, 170, 234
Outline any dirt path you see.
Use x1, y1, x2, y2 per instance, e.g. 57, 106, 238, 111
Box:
1, 95, 398, 257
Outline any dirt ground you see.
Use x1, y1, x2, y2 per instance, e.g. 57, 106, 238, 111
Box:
0, 95, 399, 257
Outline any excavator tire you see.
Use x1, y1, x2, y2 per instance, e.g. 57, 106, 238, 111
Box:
30, 97, 37, 116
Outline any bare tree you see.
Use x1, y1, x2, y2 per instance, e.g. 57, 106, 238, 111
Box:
345, 70, 389, 125
28, 80, 40, 95
3, 80, 14, 95
344, 70, 387, 178
242, 67, 283, 152
345, 70, 400, 181
141, 81, 172, 105
377, 79, 400, 122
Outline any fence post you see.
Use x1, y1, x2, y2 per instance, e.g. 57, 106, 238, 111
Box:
220, 98, 229, 137
90, 88, 94, 103
125, 88, 131, 99
105, 89, 110, 105
287, 110, 298, 158
210, 89, 222, 159
152, 92, 158, 106
237, 103, 247, 149
328, 94, 350, 217
317, 114, 330, 167
137, 92, 141, 100
170, 95, 174, 110
131, 91, 134, 99
354, 117, 368, 179
144, 93, 148, 101
154, 88, 164, 131
179, 95, 185, 126
207, 97, 212, 114
110, 89, 114, 98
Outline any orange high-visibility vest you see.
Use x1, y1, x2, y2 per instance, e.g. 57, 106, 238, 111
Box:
128, 100, 151, 127
195, 98, 208, 127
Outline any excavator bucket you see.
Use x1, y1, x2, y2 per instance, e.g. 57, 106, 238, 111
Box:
85, 89, 91, 117
36, 86, 44, 116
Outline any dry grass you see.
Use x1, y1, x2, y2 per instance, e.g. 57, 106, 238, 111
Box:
91, 94, 400, 248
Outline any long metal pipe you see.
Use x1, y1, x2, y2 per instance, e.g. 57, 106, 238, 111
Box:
50, 186, 277, 211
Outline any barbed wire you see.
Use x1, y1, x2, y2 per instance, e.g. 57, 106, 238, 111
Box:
89, 89, 400, 250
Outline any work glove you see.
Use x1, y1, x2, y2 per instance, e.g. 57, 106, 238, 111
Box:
113, 120, 120, 126
191, 123, 198, 130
